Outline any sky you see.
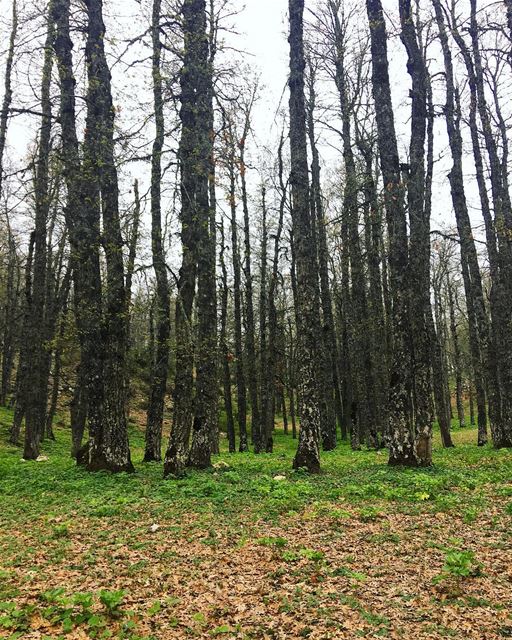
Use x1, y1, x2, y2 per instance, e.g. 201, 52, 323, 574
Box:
0, 0, 505, 245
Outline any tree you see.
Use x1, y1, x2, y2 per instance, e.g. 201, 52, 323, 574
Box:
164, 0, 216, 476
366, 0, 416, 466
53, 0, 133, 472
288, 0, 321, 473
0, 0, 17, 208
398, 0, 433, 465
432, 0, 490, 446
144, 0, 171, 463
23, 7, 54, 459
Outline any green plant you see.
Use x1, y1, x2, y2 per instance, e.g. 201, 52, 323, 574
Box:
299, 548, 325, 562
0, 601, 34, 633
51, 523, 70, 539
433, 548, 481, 586
256, 536, 287, 548
99, 589, 126, 617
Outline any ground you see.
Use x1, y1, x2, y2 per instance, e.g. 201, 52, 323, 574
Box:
1, 408, 511, 640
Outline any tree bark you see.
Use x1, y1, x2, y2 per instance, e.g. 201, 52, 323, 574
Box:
306, 60, 338, 451
81, 0, 133, 472
10, 233, 35, 445
366, 0, 416, 466
227, 126, 249, 453
399, 0, 433, 466
447, 276, 465, 428
258, 187, 270, 452
145, 0, 171, 463
220, 218, 236, 453
53, 0, 133, 472
433, 0, 490, 446
0, 0, 17, 204
23, 11, 54, 459
238, 99, 260, 448
288, 0, 321, 473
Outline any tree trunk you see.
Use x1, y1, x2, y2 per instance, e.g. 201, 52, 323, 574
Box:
10, 233, 35, 445
261, 138, 287, 454
358, 137, 389, 446
145, 0, 171, 463
188, 0, 218, 469
366, 0, 415, 466
46, 301, 69, 440
239, 107, 260, 448
433, 0, 490, 447
288, 0, 321, 473
0, 0, 17, 204
468, 0, 512, 447
220, 218, 236, 453
447, 277, 465, 428
227, 129, 248, 453
399, 0, 433, 466
23, 12, 54, 459
53, 0, 133, 472
431, 278, 454, 448
82, 0, 133, 472
258, 187, 270, 452
70, 361, 87, 458
1, 227, 19, 406
164, 0, 210, 477
306, 61, 338, 451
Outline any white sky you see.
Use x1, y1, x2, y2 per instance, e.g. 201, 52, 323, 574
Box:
0, 0, 506, 248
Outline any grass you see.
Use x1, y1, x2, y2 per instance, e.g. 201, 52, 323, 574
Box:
1, 408, 510, 528
1, 406, 512, 639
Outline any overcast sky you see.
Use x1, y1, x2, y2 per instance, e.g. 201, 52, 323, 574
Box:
0, 0, 503, 242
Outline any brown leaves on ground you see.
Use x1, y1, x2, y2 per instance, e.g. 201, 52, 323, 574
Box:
1, 499, 511, 640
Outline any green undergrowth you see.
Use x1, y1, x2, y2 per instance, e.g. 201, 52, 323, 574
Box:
1, 405, 511, 533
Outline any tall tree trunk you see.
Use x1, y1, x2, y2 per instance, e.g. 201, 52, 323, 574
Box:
53, 0, 133, 472
46, 299, 69, 439
10, 233, 35, 445
261, 139, 287, 455
306, 62, 338, 451
258, 187, 270, 452
359, 139, 389, 445
399, 0, 433, 466
23, 12, 54, 459
0, 0, 17, 203
287, 318, 297, 440
82, 0, 133, 472
188, 0, 218, 468
124, 180, 141, 417
366, 0, 415, 466
164, 0, 207, 477
1, 226, 18, 406
433, 0, 490, 446
468, 0, 512, 447
239, 103, 260, 448
431, 277, 454, 448
145, 0, 171, 463
330, 2, 378, 449
288, 0, 321, 473
227, 131, 249, 453
447, 276, 465, 428
220, 218, 236, 453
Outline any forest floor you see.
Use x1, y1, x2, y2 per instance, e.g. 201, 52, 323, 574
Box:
0, 409, 511, 640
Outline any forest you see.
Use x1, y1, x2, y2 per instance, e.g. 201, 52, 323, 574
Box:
0, 0, 511, 637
